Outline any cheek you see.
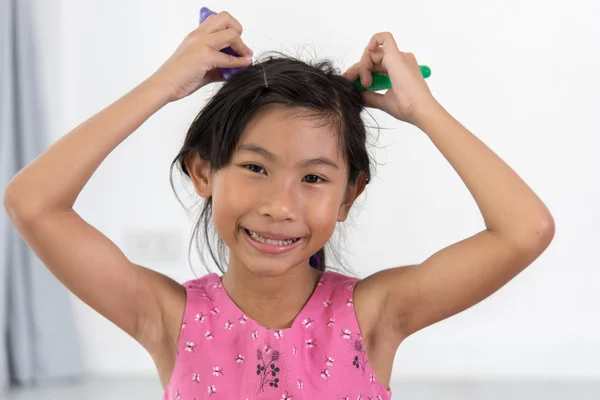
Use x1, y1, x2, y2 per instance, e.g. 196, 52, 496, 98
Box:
210, 171, 255, 236
211, 196, 235, 237
303, 190, 343, 237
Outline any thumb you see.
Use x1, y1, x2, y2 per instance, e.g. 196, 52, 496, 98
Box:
362, 91, 387, 112
214, 52, 253, 69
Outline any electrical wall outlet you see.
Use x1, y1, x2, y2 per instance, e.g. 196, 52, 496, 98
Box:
123, 229, 183, 266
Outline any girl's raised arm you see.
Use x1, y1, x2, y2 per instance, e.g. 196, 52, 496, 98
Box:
345, 32, 555, 346
3, 12, 253, 356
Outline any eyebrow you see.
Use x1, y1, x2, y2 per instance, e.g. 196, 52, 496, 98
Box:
237, 144, 339, 169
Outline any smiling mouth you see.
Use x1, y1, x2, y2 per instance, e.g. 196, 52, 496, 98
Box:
243, 228, 302, 247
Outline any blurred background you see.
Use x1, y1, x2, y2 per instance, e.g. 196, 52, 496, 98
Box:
1, 0, 599, 399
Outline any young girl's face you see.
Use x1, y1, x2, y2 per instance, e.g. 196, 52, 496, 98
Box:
208, 105, 362, 277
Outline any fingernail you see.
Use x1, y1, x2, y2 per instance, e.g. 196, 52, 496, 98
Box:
245, 56, 253, 63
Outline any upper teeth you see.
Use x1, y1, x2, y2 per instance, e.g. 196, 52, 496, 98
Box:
249, 230, 298, 246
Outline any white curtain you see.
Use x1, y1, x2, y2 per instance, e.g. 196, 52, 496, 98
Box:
0, 0, 83, 392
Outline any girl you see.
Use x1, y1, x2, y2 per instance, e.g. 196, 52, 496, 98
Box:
3, 11, 554, 400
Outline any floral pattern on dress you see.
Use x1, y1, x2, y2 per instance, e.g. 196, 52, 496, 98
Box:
163, 271, 392, 399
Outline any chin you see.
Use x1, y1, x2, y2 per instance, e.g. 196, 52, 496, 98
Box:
241, 256, 299, 278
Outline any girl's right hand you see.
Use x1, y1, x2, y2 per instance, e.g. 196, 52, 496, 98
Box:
149, 11, 253, 102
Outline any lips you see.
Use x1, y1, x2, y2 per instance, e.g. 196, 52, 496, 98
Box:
241, 227, 305, 255
245, 228, 301, 246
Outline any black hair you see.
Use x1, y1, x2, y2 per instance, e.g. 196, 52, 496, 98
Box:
169, 52, 374, 275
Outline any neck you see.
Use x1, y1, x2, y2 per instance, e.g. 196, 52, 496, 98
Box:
221, 260, 322, 329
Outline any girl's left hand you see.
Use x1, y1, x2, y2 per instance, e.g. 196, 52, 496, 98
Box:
342, 32, 437, 125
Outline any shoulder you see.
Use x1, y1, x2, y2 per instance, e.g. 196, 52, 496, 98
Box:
182, 273, 220, 293
322, 269, 359, 287
148, 272, 218, 388
150, 272, 217, 352
319, 270, 360, 301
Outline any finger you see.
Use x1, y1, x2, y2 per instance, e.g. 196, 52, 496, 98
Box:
203, 11, 244, 36
366, 46, 385, 67
360, 50, 390, 87
209, 29, 254, 57
213, 50, 253, 69
362, 91, 387, 111
342, 60, 386, 85
341, 62, 360, 81
369, 32, 400, 54
358, 48, 376, 88
354, 35, 391, 87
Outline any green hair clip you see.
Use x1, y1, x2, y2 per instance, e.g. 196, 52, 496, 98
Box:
353, 66, 431, 92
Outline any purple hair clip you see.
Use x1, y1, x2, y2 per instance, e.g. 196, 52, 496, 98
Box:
310, 254, 321, 270
199, 7, 252, 79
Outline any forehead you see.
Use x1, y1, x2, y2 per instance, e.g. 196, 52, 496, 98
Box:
238, 106, 343, 162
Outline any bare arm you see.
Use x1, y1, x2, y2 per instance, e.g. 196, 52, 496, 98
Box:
345, 33, 555, 345
3, 11, 254, 354
360, 100, 554, 343
5, 79, 169, 213
3, 79, 184, 348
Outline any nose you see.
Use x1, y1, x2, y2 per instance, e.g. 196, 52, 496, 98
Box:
257, 179, 299, 221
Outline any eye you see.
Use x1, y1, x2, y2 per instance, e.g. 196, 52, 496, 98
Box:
302, 174, 325, 184
243, 164, 266, 174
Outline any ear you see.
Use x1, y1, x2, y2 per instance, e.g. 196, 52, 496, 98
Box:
184, 150, 213, 198
337, 172, 368, 222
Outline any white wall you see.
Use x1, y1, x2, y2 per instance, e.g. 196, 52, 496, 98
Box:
32, 0, 600, 379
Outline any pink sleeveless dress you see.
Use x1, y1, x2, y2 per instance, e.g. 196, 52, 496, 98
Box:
163, 270, 393, 399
